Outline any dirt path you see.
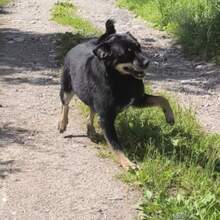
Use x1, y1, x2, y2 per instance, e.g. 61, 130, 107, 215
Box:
73, 0, 220, 133
0, 1, 139, 219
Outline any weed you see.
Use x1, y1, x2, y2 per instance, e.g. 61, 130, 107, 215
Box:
0, 0, 9, 7
117, 0, 220, 62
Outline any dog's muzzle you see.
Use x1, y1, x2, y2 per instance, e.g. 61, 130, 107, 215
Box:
115, 62, 149, 79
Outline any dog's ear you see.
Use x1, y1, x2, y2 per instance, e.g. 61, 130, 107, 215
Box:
93, 43, 112, 60
126, 31, 141, 48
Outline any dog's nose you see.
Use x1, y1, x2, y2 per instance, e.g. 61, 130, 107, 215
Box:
143, 60, 150, 69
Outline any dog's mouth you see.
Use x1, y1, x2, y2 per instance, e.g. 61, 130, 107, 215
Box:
123, 66, 145, 79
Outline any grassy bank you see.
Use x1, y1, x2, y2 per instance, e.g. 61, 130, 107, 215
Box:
117, 0, 220, 62
52, 1, 220, 219
0, 0, 9, 7
51, 0, 100, 61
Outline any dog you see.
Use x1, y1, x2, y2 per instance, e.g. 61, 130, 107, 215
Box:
58, 20, 175, 170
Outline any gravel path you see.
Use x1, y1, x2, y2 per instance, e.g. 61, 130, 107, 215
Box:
0, 1, 139, 219
72, 0, 220, 133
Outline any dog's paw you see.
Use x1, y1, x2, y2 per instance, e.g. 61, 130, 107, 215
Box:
118, 155, 139, 171
87, 124, 104, 143
58, 121, 67, 133
166, 116, 175, 125
90, 133, 105, 143
128, 162, 139, 172
165, 111, 175, 125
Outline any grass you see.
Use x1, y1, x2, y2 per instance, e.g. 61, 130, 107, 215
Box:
117, 0, 220, 62
51, 1, 100, 35
51, 0, 101, 62
52, 1, 220, 219
0, 0, 9, 7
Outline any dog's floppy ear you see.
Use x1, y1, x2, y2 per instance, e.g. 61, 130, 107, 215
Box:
126, 31, 141, 48
93, 43, 112, 60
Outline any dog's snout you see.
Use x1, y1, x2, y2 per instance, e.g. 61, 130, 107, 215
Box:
135, 53, 150, 69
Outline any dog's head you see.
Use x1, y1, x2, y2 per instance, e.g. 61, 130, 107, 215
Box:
93, 32, 150, 80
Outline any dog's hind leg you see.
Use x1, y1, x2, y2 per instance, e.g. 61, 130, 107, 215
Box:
133, 94, 175, 125
58, 67, 74, 133
58, 91, 74, 133
87, 108, 104, 143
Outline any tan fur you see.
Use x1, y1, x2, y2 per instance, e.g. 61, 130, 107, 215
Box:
58, 92, 74, 133
115, 63, 133, 75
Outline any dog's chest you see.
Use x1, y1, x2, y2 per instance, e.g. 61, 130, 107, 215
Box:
116, 97, 135, 113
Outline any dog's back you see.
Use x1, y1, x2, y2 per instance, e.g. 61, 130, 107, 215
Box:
62, 39, 109, 109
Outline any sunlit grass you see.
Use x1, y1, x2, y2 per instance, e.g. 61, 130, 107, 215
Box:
117, 0, 220, 62
0, 0, 9, 7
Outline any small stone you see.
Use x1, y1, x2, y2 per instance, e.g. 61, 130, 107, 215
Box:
30, 20, 37, 24
195, 64, 206, 70
14, 37, 25, 42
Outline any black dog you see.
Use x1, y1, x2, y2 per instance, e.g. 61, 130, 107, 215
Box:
58, 20, 174, 170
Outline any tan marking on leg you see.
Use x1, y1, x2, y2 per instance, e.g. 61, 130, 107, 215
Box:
58, 92, 73, 133
87, 108, 95, 128
58, 105, 69, 133
114, 150, 138, 171
87, 108, 104, 143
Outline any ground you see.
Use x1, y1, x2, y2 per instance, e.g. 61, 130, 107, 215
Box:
0, 0, 219, 219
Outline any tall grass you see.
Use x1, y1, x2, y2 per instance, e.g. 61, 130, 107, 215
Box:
52, 1, 220, 219
118, 0, 220, 61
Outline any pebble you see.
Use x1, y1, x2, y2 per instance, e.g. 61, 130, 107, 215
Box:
14, 37, 25, 42
195, 64, 207, 70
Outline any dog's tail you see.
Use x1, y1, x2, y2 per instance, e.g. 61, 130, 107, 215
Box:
105, 19, 116, 35
97, 19, 116, 43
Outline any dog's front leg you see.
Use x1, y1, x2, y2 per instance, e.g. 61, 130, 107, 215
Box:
133, 94, 175, 125
99, 113, 137, 171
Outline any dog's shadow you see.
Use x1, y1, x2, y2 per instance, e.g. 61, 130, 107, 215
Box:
64, 134, 87, 139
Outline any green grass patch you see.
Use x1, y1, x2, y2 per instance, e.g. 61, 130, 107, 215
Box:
51, 1, 100, 35
117, 0, 220, 62
0, 0, 9, 7
116, 88, 220, 219
52, 1, 220, 219
51, 1, 100, 62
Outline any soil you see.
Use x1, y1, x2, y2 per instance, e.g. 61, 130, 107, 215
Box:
0, 0, 220, 219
